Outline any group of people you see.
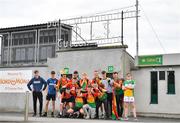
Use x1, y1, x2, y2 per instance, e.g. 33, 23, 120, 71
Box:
27, 70, 137, 121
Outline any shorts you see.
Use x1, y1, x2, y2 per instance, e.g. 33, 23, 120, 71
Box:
73, 106, 82, 112
61, 96, 75, 103
46, 94, 56, 101
124, 96, 135, 103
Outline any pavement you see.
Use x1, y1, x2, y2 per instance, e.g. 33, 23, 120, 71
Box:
0, 113, 180, 123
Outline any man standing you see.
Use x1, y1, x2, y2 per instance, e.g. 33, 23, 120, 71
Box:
27, 70, 47, 117
91, 70, 102, 119
113, 72, 124, 117
101, 71, 113, 119
42, 71, 58, 117
72, 71, 80, 87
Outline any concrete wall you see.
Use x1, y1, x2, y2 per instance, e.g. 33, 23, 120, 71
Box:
132, 66, 180, 118
48, 47, 132, 79
0, 46, 135, 113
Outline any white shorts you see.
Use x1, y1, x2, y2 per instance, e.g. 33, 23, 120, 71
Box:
124, 96, 135, 103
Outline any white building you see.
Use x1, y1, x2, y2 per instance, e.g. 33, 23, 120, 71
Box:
132, 53, 180, 118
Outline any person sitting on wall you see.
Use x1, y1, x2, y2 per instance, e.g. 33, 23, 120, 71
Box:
42, 71, 58, 117
27, 70, 47, 117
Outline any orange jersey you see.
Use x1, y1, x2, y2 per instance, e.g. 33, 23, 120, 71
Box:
91, 77, 102, 85
80, 79, 90, 90
66, 81, 79, 96
57, 77, 70, 89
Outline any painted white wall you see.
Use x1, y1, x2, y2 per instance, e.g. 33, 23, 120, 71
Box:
47, 48, 129, 79
0, 66, 48, 112
132, 66, 180, 117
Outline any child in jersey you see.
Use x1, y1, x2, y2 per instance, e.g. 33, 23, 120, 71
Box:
57, 71, 70, 117
83, 85, 98, 119
80, 73, 90, 91
42, 71, 58, 117
122, 73, 137, 121
63, 76, 79, 117
67, 87, 84, 118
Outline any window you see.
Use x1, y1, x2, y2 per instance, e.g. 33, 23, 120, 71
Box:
167, 71, 175, 94
150, 71, 158, 104
4, 39, 8, 47
159, 71, 165, 80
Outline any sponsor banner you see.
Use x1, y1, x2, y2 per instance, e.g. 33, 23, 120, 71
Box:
138, 55, 163, 66
0, 70, 32, 93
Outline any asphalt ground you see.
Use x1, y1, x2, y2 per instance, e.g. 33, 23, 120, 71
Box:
0, 113, 180, 123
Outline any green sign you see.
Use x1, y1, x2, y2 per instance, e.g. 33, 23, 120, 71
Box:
64, 68, 69, 74
108, 66, 114, 73
138, 55, 163, 66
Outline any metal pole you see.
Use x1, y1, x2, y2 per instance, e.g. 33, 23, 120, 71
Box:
58, 19, 62, 49
121, 11, 124, 45
90, 22, 93, 40
75, 24, 78, 41
107, 20, 110, 39
24, 91, 30, 121
136, 0, 139, 57
0, 35, 2, 64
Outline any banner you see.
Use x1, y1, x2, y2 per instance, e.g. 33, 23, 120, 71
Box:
0, 70, 32, 92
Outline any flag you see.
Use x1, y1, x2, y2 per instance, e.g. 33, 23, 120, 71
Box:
112, 88, 119, 120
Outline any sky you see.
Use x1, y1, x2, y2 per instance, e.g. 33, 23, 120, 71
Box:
0, 0, 179, 57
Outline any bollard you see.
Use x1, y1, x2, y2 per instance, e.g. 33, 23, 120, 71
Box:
24, 91, 30, 121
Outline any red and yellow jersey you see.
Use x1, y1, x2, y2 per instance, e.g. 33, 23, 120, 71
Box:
66, 81, 79, 96
80, 79, 90, 90
83, 92, 97, 108
75, 96, 84, 108
57, 78, 70, 89
91, 77, 102, 86
61, 90, 72, 99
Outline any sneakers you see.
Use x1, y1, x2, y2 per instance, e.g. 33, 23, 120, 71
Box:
120, 117, 129, 121
51, 112, 54, 117
42, 112, 54, 117
134, 117, 138, 121
32, 113, 36, 117
57, 113, 63, 118
42, 112, 47, 117
85, 115, 90, 119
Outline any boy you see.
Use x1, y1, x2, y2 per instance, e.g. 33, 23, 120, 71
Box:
101, 71, 113, 119
42, 71, 58, 117
122, 73, 137, 121
27, 70, 47, 117
67, 87, 84, 118
113, 72, 124, 117
83, 85, 98, 119
79, 73, 90, 91
57, 71, 70, 117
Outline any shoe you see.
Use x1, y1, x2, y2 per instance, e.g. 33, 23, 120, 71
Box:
57, 113, 62, 118
134, 117, 138, 121
32, 113, 36, 117
120, 117, 129, 121
94, 116, 99, 119
51, 112, 54, 117
42, 112, 47, 117
85, 115, 90, 119
69, 113, 73, 118
39, 114, 42, 117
